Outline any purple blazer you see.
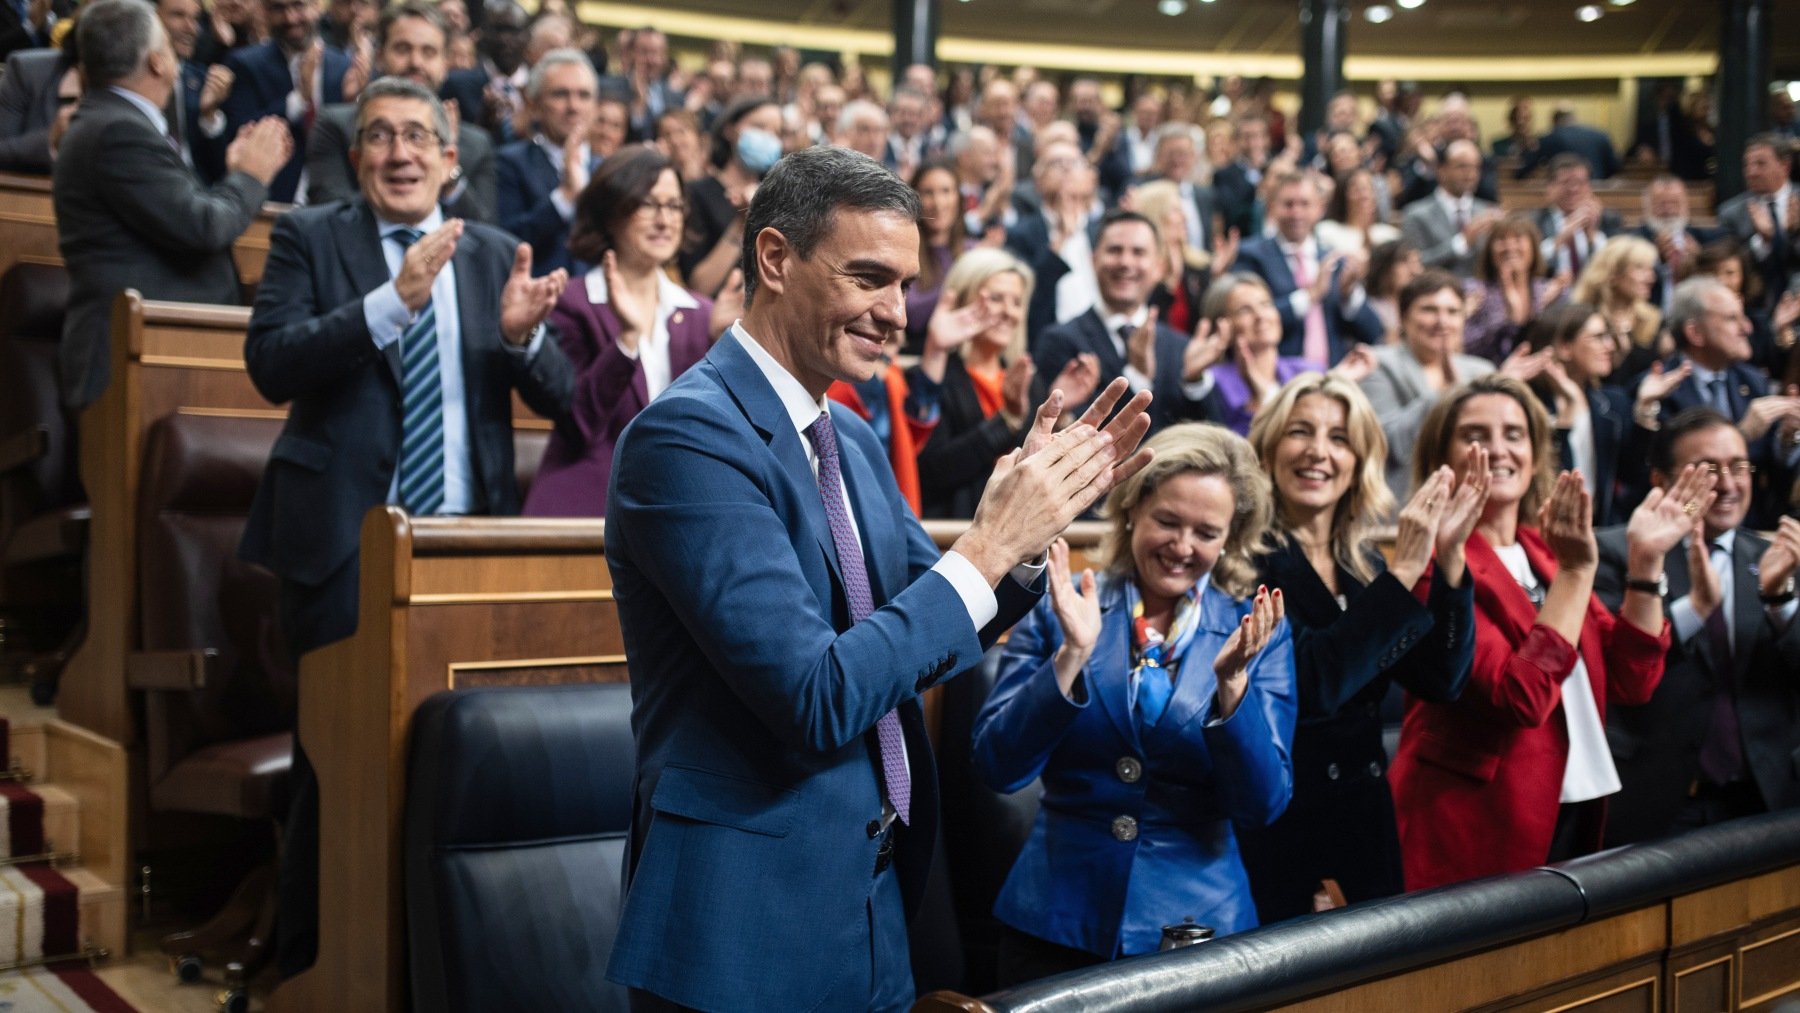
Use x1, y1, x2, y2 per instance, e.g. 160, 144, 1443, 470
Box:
1213, 357, 1314, 435
522, 273, 713, 516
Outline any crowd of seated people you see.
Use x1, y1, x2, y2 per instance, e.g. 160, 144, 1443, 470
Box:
9, 0, 1800, 994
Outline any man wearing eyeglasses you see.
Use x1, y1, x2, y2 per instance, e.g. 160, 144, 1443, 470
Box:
302, 1, 496, 221
1595, 407, 1800, 844
239, 75, 573, 979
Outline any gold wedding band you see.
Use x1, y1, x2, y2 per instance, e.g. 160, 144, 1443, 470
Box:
1682, 501, 1700, 516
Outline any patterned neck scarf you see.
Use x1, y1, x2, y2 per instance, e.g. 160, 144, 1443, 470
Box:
1127, 578, 1205, 727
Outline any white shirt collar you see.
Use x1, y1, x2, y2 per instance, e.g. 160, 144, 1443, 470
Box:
584, 265, 699, 311
730, 324, 830, 438
1100, 304, 1149, 336
107, 86, 169, 137
1435, 187, 1471, 215
375, 206, 446, 236
1276, 233, 1317, 257
534, 133, 592, 173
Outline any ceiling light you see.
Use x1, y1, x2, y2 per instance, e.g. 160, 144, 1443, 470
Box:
1396, 0, 1424, 9
1607, 0, 1634, 5
1157, 0, 1187, 13
1198, 0, 1218, 5
1364, 4, 1393, 22
1575, 4, 1602, 20
1788, 81, 1800, 101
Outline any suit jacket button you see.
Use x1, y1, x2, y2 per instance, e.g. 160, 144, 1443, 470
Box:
867, 819, 881, 838
1326, 762, 1341, 780
1112, 815, 1139, 842
1368, 760, 1382, 777
1115, 757, 1142, 783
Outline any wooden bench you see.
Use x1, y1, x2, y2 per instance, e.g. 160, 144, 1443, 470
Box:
0, 171, 286, 290
267, 510, 617, 1013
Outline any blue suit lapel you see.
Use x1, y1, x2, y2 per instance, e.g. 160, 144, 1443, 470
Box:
526, 144, 559, 199
1150, 582, 1241, 737
708, 332, 846, 602
1094, 577, 1142, 751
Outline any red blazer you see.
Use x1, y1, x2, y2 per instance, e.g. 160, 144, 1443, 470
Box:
523, 276, 713, 517
1390, 527, 1668, 890
827, 365, 935, 517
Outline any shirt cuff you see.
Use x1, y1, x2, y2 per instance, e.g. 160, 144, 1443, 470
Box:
1123, 364, 1153, 393
1344, 285, 1367, 314
1289, 289, 1312, 317
200, 110, 227, 138
504, 322, 546, 358
1768, 597, 1798, 634
934, 550, 999, 630
363, 281, 412, 350
286, 88, 308, 123
1452, 233, 1470, 257
551, 186, 576, 221
1669, 595, 1702, 645
1181, 370, 1216, 401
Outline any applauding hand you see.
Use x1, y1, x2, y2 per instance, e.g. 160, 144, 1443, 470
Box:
1213, 586, 1284, 719
1047, 538, 1101, 697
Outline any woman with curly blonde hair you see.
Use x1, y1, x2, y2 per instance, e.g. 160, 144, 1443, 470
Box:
1571, 234, 1664, 377
972, 423, 1295, 983
1235, 373, 1481, 922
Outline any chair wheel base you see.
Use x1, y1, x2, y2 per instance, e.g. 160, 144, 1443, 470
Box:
216, 987, 247, 1013
173, 954, 203, 984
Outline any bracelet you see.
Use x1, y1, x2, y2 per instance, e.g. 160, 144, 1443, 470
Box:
1762, 575, 1797, 604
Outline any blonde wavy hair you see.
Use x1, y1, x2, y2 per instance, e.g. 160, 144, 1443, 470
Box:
1096, 423, 1273, 599
1413, 374, 1557, 521
1571, 234, 1662, 349
941, 247, 1035, 365
1247, 373, 1394, 584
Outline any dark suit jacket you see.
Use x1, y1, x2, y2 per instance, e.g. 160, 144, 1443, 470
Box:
1233, 236, 1384, 364
53, 88, 266, 408
1530, 205, 1624, 271
174, 58, 227, 184
438, 68, 488, 137
220, 40, 350, 203
1212, 160, 1261, 237
1518, 124, 1621, 180
1033, 308, 1223, 433
521, 274, 712, 517
602, 330, 1038, 1009
239, 199, 573, 648
496, 138, 588, 276
1621, 356, 1793, 529
1551, 383, 1632, 527
0, 47, 66, 173
0, 0, 51, 64
1718, 191, 1800, 314
303, 103, 497, 222
907, 354, 1048, 519
1594, 526, 1800, 845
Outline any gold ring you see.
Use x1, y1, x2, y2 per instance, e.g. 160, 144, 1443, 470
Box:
1682, 501, 1700, 516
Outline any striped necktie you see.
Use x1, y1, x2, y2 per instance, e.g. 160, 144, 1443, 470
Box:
389, 227, 445, 516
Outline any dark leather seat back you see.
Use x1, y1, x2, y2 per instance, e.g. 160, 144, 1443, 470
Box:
0, 264, 79, 530
136, 413, 294, 805
405, 683, 635, 1013
936, 645, 1043, 994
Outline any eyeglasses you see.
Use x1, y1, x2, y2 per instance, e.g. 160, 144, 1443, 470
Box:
359, 124, 442, 151
1693, 460, 1755, 478
634, 199, 688, 219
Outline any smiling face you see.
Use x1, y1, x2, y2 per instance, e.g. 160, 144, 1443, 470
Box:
1094, 219, 1163, 314
1402, 283, 1465, 365
378, 13, 447, 89
1662, 423, 1751, 536
1450, 393, 1533, 514
1489, 230, 1531, 272
263, 0, 318, 52
1613, 254, 1657, 303
1558, 312, 1615, 385
758, 208, 919, 397
353, 95, 455, 225
533, 60, 597, 146
914, 166, 959, 241
1224, 280, 1281, 352
614, 167, 684, 267
970, 270, 1025, 352
1271, 393, 1356, 516
1129, 471, 1236, 606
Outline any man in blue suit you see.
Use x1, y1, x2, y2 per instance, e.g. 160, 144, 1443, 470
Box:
219, 0, 350, 202
495, 47, 597, 276
1233, 171, 1383, 367
604, 145, 1152, 1012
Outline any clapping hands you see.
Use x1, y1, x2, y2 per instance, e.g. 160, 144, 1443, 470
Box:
1212, 585, 1284, 719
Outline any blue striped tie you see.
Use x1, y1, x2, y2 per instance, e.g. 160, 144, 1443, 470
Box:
389, 228, 445, 516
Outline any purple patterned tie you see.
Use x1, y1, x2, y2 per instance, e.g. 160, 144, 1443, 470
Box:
805, 412, 911, 824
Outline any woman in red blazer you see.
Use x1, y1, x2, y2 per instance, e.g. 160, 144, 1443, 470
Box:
1390, 374, 1708, 889
523, 145, 730, 516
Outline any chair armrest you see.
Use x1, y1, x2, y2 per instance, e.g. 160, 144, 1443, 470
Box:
0, 425, 48, 474
127, 649, 219, 691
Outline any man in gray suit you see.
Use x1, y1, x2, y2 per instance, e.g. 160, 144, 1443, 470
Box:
303, 1, 494, 222
53, 0, 291, 411
1399, 139, 1500, 277
0, 43, 76, 173
1717, 133, 1798, 313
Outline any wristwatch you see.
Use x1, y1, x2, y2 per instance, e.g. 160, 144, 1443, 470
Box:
1762, 575, 1797, 605
1624, 572, 1667, 597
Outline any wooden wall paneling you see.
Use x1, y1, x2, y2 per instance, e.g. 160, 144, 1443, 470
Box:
1737, 915, 1800, 1012
1672, 868, 1800, 949
1668, 939, 1738, 1013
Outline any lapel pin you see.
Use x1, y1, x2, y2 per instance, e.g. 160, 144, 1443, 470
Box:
672, 311, 684, 325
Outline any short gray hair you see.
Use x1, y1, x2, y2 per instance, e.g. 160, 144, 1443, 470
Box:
837, 99, 886, 136
526, 48, 597, 102
741, 146, 920, 305
353, 76, 452, 151
80, 0, 162, 88
1667, 275, 1727, 348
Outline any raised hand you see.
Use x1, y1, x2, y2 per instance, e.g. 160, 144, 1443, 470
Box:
1685, 519, 1722, 622
1046, 538, 1102, 696
1748, 198, 1776, 241
1390, 467, 1450, 590
1001, 355, 1035, 426
200, 65, 235, 118
394, 219, 463, 310
1181, 317, 1226, 382
1049, 353, 1100, 413
1309, 252, 1342, 303
708, 268, 744, 340
1758, 516, 1800, 599
916, 298, 996, 383
1126, 307, 1159, 379
601, 250, 651, 351
499, 243, 567, 345
1738, 395, 1800, 442
1498, 343, 1551, 384
1634, 358, 1691, 412
1212, 226, 1240, 272
1330, 342, 1378, 384
1541, 359, 1586, 426
1022, 376, 1152, 480
1213, 586, 1284, 719
1435, 445, 1490, 587
1626, 462, 1713, 564
560, 130, 590, 204
297, 40, 323, 106
1537, 470, 1596, 573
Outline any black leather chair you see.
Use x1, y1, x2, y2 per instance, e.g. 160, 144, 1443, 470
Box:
405, 683, 635, 1013
129, 412, 294, 998
0, 263, 83, 695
